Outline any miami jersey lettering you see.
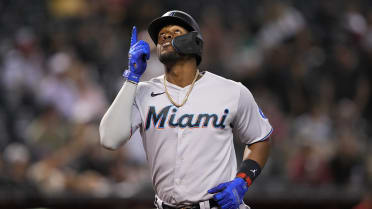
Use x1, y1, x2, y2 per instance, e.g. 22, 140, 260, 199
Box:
145, 105, 229, 130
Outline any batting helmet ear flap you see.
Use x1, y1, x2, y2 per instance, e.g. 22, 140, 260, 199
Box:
171, 31, 203, 65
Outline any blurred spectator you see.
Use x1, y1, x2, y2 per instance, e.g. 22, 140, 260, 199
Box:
353, 191, 372, 209
328, 43, 369, 108
287, 143, 331, 185
68, 61, 107, 123
26, 105, 71, 159
2, 28, 44, 108
38, 52, 79, 119
48, 0, 89, 18
292, 102, 333, 143
329, 131, 364, 186
332, 99, 368, 139
1, 143, 39, 197
3, 143, 31, 182
27, 123, 109, 196
257, 1, 305, 50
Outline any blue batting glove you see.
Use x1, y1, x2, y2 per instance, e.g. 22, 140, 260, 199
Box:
123, 26, 150, 83
208, 178, 248, 209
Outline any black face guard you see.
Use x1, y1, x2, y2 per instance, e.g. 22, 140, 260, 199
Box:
171, 31, 202, 64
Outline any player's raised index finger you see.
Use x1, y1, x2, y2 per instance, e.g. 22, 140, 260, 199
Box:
130, 26, 137, 47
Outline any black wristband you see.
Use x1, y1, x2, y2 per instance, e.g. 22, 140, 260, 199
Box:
236, 159, 261, 186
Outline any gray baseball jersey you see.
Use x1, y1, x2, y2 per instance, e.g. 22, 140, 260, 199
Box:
130, 71, 272, 205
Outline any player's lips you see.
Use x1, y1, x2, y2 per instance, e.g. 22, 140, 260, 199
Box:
160, 41, 174, 53
162, 42, 171, 47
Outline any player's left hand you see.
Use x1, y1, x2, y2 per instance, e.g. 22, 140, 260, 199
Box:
208, 177, 248, 209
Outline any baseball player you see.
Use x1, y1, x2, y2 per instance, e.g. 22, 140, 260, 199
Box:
99, 10, 272, 209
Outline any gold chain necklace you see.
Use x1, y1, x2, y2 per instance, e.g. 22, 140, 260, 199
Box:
163, 70, 199, 108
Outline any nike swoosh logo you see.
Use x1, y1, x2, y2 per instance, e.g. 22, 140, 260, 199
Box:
151, 92, 165, 97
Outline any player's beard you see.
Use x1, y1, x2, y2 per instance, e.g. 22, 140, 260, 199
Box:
159, 51, 182, 65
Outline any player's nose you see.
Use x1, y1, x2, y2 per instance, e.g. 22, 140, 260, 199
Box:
162, 32, 173, 41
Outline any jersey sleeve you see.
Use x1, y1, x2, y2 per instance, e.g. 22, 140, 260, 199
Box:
131, 98, 142, 136
232, 83, 273, 145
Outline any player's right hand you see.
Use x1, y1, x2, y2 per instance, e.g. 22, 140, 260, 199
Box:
123, 26, 150, 83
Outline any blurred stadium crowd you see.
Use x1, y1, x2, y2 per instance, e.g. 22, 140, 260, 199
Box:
1, 0, 372, 208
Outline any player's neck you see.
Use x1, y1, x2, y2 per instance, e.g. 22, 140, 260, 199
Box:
165, 60, 198, 88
